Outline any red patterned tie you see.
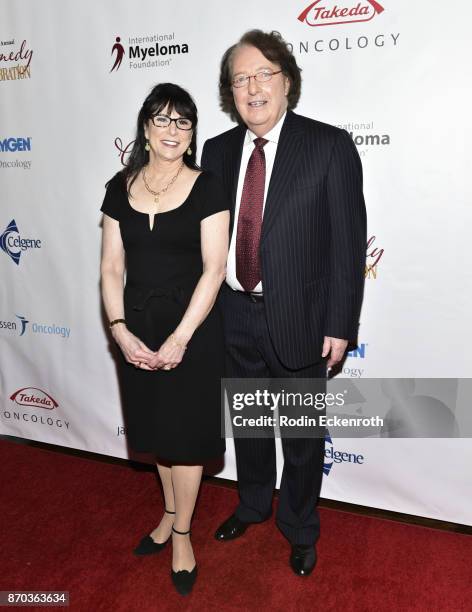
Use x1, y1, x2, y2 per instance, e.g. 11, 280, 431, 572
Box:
236, 137, 268, 291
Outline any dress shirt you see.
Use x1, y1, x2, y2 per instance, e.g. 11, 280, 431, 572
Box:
226, 111, 286, 293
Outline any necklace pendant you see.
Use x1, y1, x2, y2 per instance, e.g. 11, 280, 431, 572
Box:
154, 195, 159, 204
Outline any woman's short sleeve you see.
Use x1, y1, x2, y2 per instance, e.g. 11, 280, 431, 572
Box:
100, 172, 124, 221
198, 172, 230, 221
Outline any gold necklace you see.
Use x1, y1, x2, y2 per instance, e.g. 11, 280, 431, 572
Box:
142, 162, 184, 210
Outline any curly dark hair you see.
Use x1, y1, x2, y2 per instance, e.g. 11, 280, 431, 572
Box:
122, 82, 199, 194
219, 30, 302, 124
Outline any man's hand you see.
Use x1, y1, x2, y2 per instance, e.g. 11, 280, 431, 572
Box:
322, 336, 348, 369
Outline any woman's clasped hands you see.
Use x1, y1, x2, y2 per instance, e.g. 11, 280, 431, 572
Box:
112, 325, 186, 371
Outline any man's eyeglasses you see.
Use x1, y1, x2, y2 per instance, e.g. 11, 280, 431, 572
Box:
232, 69, 282, 89
151, 115, 193, 130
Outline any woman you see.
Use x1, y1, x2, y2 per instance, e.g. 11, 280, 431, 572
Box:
100, 83, 229, 596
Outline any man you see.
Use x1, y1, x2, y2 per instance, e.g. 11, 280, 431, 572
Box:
201, 30, 366, 576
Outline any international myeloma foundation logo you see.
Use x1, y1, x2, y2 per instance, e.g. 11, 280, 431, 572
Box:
298, 0, 384, 27
109, 32, 188, 72
10, 387, 58, 410
110, 36, 125, 72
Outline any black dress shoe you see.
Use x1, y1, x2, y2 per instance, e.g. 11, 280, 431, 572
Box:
133, 509, 175, 556
289, 544, 317, 576
171, 527, 197, 596
214, 513, 251, 541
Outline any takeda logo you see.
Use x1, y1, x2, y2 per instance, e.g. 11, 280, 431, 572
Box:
10, 387, 58, 410
289, 2, 398, 55
5, 387, 69, 430
298, 0, 385, 27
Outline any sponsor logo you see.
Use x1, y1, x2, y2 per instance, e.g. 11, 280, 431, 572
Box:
30, 321, 71, 338
289, 3, 399, 56
4, 387, 69, 430
343, 343, 367, 377
10, 387, 58, 410
365, 235, 384, 279
114, 137, 134, 166
336, 122, 390, 158
341, 367, 364, 378
0, 137, 31, 152
0, 314, 70, 338
110, 36, 125, 72
350, 130, 390, 149
0, 159, 32, 170
323, 431, 364, 475
110, 32, 189, 72
0, 39, 33, 81
292, 32, 399, 54
348, 343, 367, 359
0, 137, 32, 170
18, 314, 28, 335
0, 220, 42, 265
298, 0, 385, 27
0, 314, 28, 335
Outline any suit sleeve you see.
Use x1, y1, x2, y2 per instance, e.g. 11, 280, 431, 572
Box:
201, 138, 223, 178
324, 129, 367, 342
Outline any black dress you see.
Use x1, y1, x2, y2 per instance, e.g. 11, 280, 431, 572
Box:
101, 170, 229, 463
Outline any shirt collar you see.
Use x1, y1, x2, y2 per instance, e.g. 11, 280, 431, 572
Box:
244, 111, 287, 147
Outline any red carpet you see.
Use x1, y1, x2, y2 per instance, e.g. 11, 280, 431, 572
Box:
1, 438, 470, 612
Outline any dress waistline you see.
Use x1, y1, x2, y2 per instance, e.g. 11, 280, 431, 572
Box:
126, 283, 186, 311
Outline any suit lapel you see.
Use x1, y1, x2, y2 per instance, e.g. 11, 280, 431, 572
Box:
261, 111, 304, 243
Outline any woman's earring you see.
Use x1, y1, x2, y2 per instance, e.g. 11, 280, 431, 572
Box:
145, 139, 151, 152
186, 147, 192, 156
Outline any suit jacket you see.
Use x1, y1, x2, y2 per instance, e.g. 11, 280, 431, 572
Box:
201, 110, 367, 370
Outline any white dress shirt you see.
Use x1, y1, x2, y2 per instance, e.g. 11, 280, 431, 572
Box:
226, 111, 286, 293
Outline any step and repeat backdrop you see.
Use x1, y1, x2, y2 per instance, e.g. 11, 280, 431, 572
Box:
1, 0, 471, 525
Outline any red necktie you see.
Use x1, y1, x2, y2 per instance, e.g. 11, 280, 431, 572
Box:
236, 137, 268, 291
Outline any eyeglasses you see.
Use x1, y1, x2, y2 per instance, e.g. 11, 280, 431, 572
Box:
151, 115, 193, 130
232, 69, 283, 88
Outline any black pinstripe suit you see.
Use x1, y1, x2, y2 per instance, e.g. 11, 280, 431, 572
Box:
202, 110, 366, 545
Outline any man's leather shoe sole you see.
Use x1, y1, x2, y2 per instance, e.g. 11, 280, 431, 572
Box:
289, 544, 317, 576
214, 513, 251, 541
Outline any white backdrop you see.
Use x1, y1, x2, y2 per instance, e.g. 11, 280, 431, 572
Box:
1, 0, 472, 525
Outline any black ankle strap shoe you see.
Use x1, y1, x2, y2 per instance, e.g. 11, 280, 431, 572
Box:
171, 526, 197, 595
133, 509, 175, 556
